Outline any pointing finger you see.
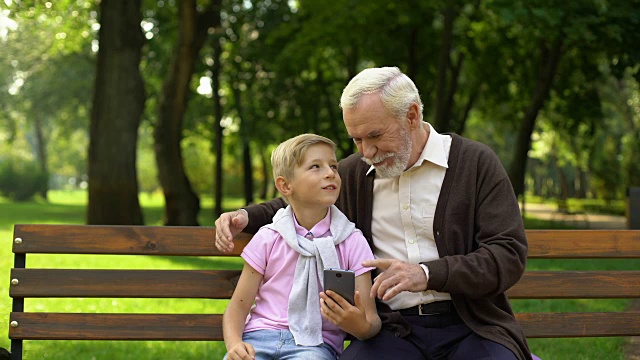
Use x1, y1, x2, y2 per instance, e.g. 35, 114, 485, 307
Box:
362, 258, 392, 270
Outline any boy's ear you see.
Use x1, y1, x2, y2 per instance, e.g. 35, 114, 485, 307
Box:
275, 176, 292, 196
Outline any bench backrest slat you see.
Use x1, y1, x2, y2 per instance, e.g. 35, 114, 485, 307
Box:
12, 224, 249, 256
10, 311, 640, 340
9, 313, 222, 340
508, 271, 640, 298
10, 269, 241, 298
12, 268, 640, 300
516, 312, 640, 338
525, 230, 640, 258
14, 226, 640, 258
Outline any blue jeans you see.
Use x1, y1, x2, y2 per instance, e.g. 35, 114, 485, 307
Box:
223, 329, 338, 360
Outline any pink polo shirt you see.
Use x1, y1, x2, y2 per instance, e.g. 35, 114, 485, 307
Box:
241, 209, 374, 355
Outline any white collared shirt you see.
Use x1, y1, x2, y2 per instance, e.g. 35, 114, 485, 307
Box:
368, 122, 452, 310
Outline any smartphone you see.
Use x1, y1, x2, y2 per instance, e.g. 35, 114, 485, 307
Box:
323, 269, 355, 305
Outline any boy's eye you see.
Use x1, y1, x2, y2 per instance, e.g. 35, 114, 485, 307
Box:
309, 164, 319, 169
330, 164, 338, 170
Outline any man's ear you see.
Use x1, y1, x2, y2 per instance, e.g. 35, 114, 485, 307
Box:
275, 176, 292, 196
406, 102, 421, 129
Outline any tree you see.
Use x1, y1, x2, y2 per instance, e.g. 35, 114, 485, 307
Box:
2, 1, 95, 199
88, 0, 146, 225
481, 0, 639, 197
153, 0, 220, 225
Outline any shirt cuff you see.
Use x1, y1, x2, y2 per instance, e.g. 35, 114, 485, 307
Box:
419, 264, 430, 290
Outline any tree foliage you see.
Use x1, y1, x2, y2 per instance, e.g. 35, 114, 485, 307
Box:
1, 0, 639, 224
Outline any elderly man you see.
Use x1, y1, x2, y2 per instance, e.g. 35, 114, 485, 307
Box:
215, 67, 531, 360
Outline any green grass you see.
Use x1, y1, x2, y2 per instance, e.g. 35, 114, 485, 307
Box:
525, 195, 627, 216
0, 191, 636, 359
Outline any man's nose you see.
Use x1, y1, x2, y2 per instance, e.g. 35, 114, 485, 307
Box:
361, 140, 376, 159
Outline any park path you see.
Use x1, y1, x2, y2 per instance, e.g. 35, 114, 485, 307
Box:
521, 203, 639, 359
521, 202, 627, 229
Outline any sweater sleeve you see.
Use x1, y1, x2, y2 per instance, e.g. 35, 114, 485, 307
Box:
423, 142, 527, 299
243, 198, 287, 234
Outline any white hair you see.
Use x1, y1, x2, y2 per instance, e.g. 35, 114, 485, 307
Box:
339, 67, 423, 122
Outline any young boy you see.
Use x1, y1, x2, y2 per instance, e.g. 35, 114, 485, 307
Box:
223, 134, 381, 360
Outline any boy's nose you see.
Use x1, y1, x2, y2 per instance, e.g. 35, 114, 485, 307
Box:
324, 167, 335, 178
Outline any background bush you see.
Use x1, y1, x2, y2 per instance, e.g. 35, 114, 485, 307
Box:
0, 159, 47, 201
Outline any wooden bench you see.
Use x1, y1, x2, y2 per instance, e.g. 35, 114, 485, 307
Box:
8, 225, 640, 359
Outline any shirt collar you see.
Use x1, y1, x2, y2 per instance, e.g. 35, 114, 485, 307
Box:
365, 122, 449, 175
293, 207, 332, 238
411, 122, 449, 169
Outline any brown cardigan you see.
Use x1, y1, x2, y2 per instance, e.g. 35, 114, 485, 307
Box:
245, 134, 531, 360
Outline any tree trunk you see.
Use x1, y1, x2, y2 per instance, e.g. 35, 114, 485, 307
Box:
211, 16, 224, 218
154, 0, 217, 225
433, 5, 456, 132
33, 115, 48, 200
508, 36, 563, 197
617, 79, 640, 188
87, 0, 145, 225
341, 46, 359, 156
211, 46, 224, 219
317, 69, 345, 155
576, 167, 587, 198
407, 27, 418, 81
260, 146, 269, 200
453, 89, 478, 135
230, 60, 254, 206
242, 141, 254, 205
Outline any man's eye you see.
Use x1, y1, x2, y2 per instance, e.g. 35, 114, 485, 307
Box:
353, 138, 362, 143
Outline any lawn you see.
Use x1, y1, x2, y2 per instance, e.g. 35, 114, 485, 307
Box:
0, 191, 637, 359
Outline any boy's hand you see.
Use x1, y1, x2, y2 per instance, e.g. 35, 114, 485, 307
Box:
320, 290, 368, 337
227, 341, 256, 360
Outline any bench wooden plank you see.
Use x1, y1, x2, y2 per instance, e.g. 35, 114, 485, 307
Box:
9, 313, 222, 340
9, 269, 241, 298
525, 230, 640, 258
12, 268, 639, 300
14, 226, 640, 258
508, 271, 640, 298
516, 312, 640, 338
10, 311, 640, 340
12, 224, 250, 256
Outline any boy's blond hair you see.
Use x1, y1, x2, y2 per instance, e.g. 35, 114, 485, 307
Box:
271, 133, 337, 187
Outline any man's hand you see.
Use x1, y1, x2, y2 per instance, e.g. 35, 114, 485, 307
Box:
214, 210, 249, 252
362, 258, 428, 301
